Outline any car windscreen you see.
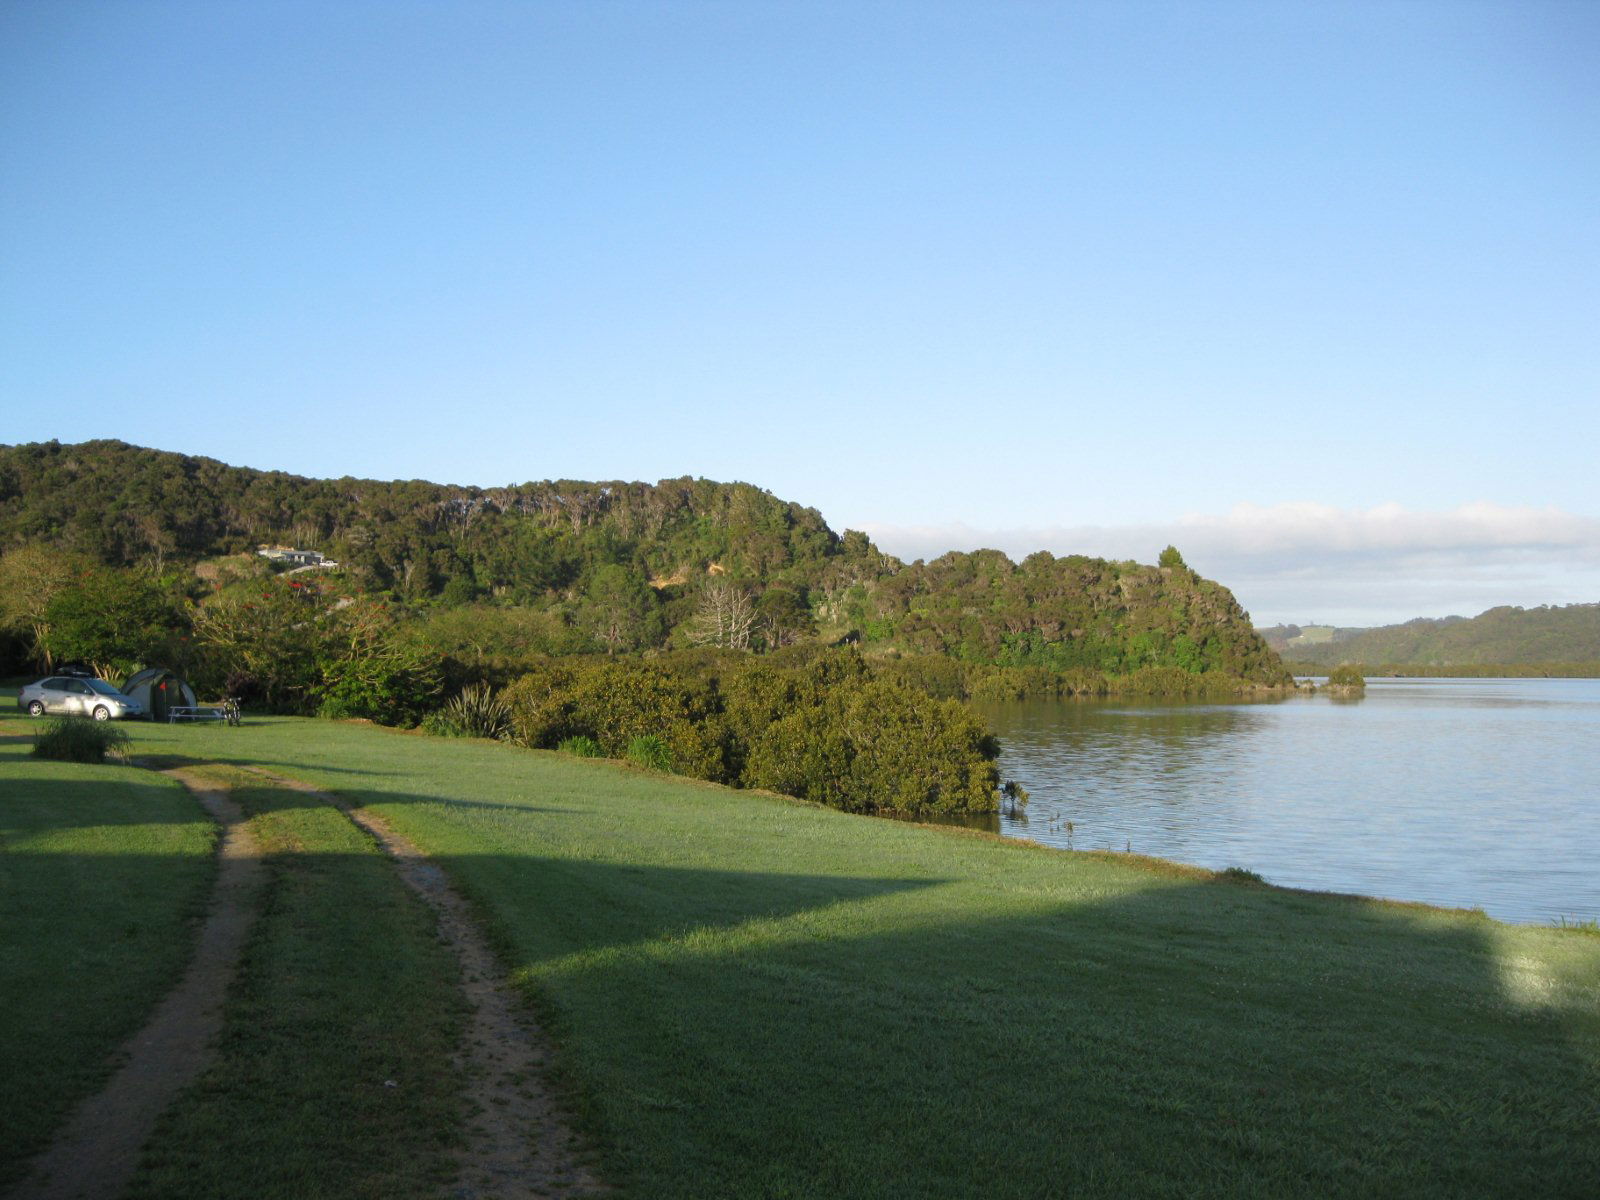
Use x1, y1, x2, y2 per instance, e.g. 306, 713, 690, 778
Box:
86, 679, 123, 695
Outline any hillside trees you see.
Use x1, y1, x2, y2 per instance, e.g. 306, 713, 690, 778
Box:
853, 548, 1285, 683
1269, 604, 1600, 668
755, 586, 814, 649
0, 441, 1289, 686
585, 564, 664, 654
407, 604, 590, 674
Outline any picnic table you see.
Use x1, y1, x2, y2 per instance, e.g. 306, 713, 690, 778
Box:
167, 706, 223, 723
166, 699, 241, 725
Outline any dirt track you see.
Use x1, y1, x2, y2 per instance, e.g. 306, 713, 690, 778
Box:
243, 767, 607, 1199
9, 771, 264, 1200
10, 764, 604, 1200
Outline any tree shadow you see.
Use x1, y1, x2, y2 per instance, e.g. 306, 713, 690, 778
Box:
5, 759, 1597, 1198
0, 773, 212, 831
434, 855, 1600, 1199
0, 771, 945, 1189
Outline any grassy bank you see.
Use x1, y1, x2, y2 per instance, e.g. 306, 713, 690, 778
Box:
0, 717, 214, 1187
47, 711, 1595, 1198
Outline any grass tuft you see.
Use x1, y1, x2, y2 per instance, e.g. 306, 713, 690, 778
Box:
557, 734, 603, 758
625, 733, 673, 772
1217, 865, 1266, 885
30, 716, 132, 764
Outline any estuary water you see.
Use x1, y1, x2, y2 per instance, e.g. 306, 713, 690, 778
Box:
978, 678, 1600, 925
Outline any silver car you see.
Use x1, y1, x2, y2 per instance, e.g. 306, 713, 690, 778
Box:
18, 676, 146, 721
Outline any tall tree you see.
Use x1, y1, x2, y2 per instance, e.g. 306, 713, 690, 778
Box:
0, 544, 93, 670
584, 564, 661, 655
756, 586, 815, 651
41, 565, 183, 678
689, 580, 756, 650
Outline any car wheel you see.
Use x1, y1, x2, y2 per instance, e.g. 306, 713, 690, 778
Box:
92, 705, 111, 721
27, 700, 45, 716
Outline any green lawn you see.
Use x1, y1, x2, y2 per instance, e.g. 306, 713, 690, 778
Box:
126, 767, 464, 1199
82, 713, 1600, 1198
3, 710, 1600, 1196
0, 709, 215, 1187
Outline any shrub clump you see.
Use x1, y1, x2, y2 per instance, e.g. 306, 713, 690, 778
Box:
556, 734, 603, 758
422, 684, 512, 739
32, 716, 132, 764
626, 734, 674, 772
1327, 664, 1366, 689
1218, 866, 1265, 885
501, 649, 1005, 816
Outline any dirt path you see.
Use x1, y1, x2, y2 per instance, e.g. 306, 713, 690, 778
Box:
10, 770, 265, 1200
244, 767, 607, 1199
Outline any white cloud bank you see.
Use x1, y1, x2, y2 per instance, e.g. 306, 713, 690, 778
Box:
860, 503, 1600, 628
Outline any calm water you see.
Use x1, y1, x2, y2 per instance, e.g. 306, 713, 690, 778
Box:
978, 678, 1600, 925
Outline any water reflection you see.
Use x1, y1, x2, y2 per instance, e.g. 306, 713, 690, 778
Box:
977, 678, 1600, 925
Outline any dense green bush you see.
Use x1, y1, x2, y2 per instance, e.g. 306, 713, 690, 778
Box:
317, 651, 442, 726
503, 659, 727, 779
499, 660, 582, 747
743, 678, 999, 814
566, 662, 725, 778
500, 649, 1005, 815
868, 654, 1267, 705
31, 717, 132, 764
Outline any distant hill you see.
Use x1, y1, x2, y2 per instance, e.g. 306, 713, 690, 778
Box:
0, 439, 1287, 683
1259, 606, 1600, 667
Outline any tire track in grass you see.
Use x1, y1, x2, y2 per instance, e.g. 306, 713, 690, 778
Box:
243, 767, 607, 1200
10, 770, 264, 1200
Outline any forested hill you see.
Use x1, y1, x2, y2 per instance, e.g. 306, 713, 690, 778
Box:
1261, 604, 1600, 667
0, 438, 864, 593
0, 440, 1286, 682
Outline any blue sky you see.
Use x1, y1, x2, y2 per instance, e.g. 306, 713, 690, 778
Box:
3, 1, 1596, 624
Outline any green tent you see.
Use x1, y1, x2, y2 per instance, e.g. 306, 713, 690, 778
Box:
121, 667, 198, 722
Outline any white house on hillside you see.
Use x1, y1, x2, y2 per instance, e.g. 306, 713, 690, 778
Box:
257, 546, 339, 569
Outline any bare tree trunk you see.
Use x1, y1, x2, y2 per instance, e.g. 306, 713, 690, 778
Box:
689, 581, 755, 649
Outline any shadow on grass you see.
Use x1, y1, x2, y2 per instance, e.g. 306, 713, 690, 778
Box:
0, 773, 212, 829
0, 768, 946, 1192
124, 772, 1600, 1196
458, 856, 1598, 1199
0, 776, 216, 1191
5, 761, 1598, 1199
